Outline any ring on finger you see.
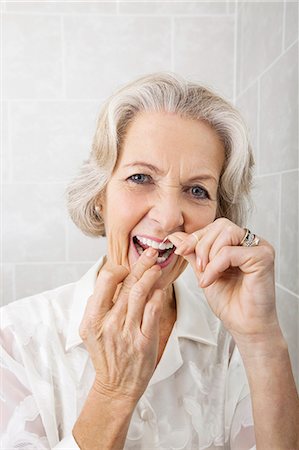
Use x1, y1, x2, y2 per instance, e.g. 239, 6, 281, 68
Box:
239, 228, 260, 247
192, 232, 200, 244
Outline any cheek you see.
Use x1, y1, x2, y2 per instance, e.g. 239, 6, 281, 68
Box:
184, 205, 217, 234
105, 190, 149, 239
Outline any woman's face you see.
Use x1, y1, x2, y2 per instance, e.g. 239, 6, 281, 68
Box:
100, 111, 225, 290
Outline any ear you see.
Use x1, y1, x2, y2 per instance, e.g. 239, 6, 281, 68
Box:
95, 205, 102, 217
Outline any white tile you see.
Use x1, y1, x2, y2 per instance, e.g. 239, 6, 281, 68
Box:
280, 171, 298, 295
3, 14, 62, 99
63, 15, 171, 99
284, 0, 298, 49
236, 81, 259, 169
227, 1, 236, 14
237, 2, 284, 94
248, 175, 280, 279
3, 183, 67, 263
10, 101, 100, 183
119, 0, 227, 15
1, 264, 15, 306
5, 1, 117, 14
174, 16, 235, 100
260, 43, 298, 173
67, 219, 107, 261
15, 262, 93, 300
276, 285, 299, 389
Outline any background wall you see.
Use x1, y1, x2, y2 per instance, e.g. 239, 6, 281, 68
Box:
1, 1, 298, 383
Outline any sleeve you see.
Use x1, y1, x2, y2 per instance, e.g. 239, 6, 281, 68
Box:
229, 394, 256, 450
0, 326, 79, 449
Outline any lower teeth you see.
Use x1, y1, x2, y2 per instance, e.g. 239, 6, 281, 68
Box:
157, 255, 168, 263
135, 242, 172, 263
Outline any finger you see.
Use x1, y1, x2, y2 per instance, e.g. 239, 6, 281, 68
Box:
207, 225, 244, 263
193, 223, 243, 272
199, 245, 265, 288
124, 265, 162, 329
117, 247, 159, 301
166, 232, 187, 248
79, 264, 129, 339
141, 289, 165, 340
112, 247, 159, 319
90, 264, 129, 316
173, 228, 207, 256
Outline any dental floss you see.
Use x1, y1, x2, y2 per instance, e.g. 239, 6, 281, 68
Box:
158, 236, 169, 249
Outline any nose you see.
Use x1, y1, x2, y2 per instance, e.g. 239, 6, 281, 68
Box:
148, 189, 184, 233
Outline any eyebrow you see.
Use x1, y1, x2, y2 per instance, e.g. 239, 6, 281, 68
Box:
122, 162, 218, 184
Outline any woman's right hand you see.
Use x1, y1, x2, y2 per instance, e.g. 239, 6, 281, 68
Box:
79, 247, 164, 405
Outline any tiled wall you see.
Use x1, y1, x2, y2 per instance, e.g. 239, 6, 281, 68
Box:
235, 1, 298, 385
2, 1, 298, 381
2, 0, 236, 303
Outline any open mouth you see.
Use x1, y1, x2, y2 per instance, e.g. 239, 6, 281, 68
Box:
132, 235, 176, 265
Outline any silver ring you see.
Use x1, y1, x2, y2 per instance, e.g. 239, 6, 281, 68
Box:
239, 228, 260, 247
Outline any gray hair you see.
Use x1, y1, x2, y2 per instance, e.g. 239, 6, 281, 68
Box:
66, 72, 254, 237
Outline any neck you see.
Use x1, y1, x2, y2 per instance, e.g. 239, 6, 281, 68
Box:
160, 283, 177, 322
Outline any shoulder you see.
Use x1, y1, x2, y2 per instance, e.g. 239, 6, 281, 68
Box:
1, 282, 76, 342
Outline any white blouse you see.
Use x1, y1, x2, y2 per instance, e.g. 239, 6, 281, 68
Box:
1, 256, 256, 449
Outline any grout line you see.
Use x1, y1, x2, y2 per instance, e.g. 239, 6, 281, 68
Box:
232, 0, 237, 104
4, 0, 114, 2
5, 98, 105, 102
282, 0, 286, 52
3, 11, 120, 17
236, 0, 242, 97
2, 11, 231, 18
65, 215, 69, 262
60, 16, 66, 99
2, 181, 72, 185
236, 39, 297, 100
7, 102, 13, 184
275, 282, 299, 300
254, 168, 299, 178
2, 0, 221, 2
171, 16, 174, 71
277, 173, 282, 283
13, 260, 101, 265
12, 263, 16, 303
256, 77, 260, 175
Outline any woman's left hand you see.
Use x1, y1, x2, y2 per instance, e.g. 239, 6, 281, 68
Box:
167, 218, 279, 339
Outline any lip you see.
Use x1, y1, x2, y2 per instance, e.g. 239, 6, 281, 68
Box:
130, 235, 176, 269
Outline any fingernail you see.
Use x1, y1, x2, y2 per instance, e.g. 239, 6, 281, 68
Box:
145, 247, 158, 257
199, 273, 205, 287
196, 256, 202, 271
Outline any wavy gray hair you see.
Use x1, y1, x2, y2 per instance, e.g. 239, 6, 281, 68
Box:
66, 72, 254, 237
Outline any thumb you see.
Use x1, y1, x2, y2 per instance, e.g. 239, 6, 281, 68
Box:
181, 252, 197, 272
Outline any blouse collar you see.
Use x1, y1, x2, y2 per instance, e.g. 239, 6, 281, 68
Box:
65, 256, 218, 353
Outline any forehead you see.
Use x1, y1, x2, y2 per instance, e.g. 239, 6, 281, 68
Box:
117, 111, 225, 173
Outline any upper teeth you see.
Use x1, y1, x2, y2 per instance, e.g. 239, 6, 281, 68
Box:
136, 235, 174, 250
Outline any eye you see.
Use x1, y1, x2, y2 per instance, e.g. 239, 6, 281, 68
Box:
189, 185, 210, 200
128, 174, 152, 184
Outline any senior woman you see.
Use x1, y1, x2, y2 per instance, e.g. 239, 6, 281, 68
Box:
1, 73, 298, 450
